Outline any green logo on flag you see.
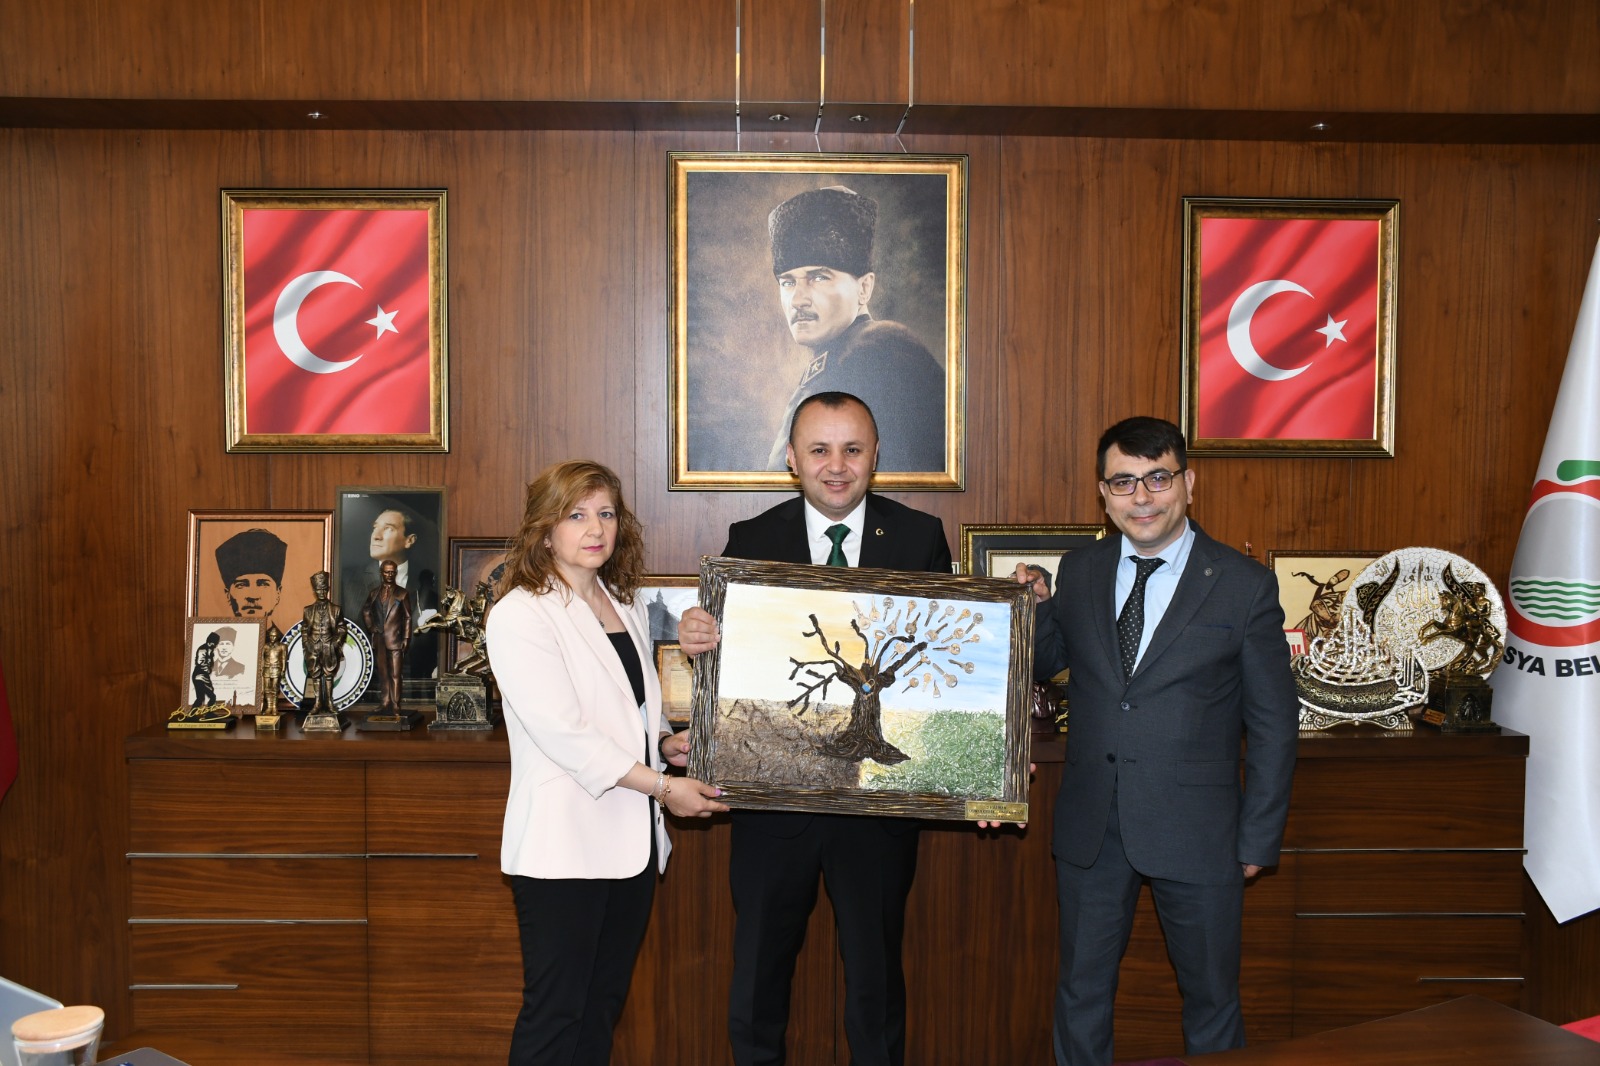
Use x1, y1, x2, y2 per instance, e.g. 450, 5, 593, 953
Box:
1511, 577, 1600, 622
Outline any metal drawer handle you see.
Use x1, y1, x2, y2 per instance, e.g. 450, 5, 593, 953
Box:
130, 983, 240, 991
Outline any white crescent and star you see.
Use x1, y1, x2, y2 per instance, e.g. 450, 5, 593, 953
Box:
1225, 279, 1348, 382
272, 271, 399, 375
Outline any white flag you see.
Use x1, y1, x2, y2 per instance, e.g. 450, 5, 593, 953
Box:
1494, 234, 1600, 923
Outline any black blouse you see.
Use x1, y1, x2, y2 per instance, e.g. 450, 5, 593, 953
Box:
606, 631, 647, 708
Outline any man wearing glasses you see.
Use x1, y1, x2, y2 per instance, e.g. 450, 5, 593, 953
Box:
1019, 416, 1298, 1065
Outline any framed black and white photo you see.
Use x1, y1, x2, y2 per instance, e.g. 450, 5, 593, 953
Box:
334, 487, 446, 684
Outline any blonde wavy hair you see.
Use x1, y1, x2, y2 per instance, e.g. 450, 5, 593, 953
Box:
497, 460, 645, 604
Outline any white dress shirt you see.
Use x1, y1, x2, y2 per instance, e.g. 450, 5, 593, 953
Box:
1114, 520, 1196, 671
801, 498, 867, 567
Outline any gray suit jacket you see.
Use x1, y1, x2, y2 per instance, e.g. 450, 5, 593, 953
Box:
1034, 522, 1298, 884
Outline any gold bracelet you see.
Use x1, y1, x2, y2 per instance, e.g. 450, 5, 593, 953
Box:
652, 771, 666, 801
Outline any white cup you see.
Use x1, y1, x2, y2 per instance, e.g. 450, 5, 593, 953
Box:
11, 1005, 103, 1066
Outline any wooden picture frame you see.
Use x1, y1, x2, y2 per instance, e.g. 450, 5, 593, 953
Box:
669, 152, 968, 490
1266, 549, 1383, 643
1181, 197, 1398, 457
186, 510, 333, 640
334, 487, 446, 686
180, 616, 266, 714
447, 536, 511, 672
958, 523, 1108, 581
688, 557, 1033, 822
222, 188, 448, 452
639, 575, 701, 728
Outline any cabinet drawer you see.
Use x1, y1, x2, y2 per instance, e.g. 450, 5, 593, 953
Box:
1283, 758, 1523, 850
1292, 916, 1522, 1034
129, 760, 364, 853
367, 762, 508, 853
1294, 851, 1524, 915
130, 857, 365, 919
130, 922, 367, 1060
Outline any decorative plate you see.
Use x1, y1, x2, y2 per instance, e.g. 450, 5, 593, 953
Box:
279, 617, 375, 712
1341, 547, 1506, 680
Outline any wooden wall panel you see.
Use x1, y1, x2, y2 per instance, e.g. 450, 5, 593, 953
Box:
0, 0, 738, 103
913, 0, 1600, 113
2, 121, 1597, 1046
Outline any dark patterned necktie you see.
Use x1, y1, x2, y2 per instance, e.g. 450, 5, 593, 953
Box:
1118, 556, 1165, 678
825, 524, 850, 567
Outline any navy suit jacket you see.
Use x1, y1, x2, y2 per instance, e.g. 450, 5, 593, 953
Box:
1034, 522, 1298, 884
721, 492, 952, 837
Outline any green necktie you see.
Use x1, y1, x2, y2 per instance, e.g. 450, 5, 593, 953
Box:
825, 524, 850, 567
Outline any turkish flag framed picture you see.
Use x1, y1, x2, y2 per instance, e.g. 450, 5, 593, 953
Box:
222, 189, 448, 452
1181, 197, 1398, 457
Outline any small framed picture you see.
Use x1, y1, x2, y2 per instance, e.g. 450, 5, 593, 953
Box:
1285, 629, 1309, 657
1266, 550, 1383, 643
688, 557, 1035, 822
1181, 196, 1398, 457
447, 536, 511, 671
958, 523, 1108, 581
655, 641, 695, 729
639, 576, 700, 728
221, 188, 448, 452
335, 487, 446, 684
186, 510, 333, 639
180, 616, 266, 713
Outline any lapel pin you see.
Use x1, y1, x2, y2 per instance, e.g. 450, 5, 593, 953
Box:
875, 528, 884, 536
1204, 567, 1214, 576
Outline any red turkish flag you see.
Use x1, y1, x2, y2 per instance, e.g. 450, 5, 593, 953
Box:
1196, 217, 1380, 440
242, 208, 432, 435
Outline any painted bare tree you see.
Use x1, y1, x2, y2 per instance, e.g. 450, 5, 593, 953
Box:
786, 597, 986, 765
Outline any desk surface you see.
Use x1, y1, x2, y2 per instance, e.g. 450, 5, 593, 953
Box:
1185, 997, 1600, 1065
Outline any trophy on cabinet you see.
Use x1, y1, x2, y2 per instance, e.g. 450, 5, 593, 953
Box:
358, 560, 424, 731
255, 622, 289, 731
300, 571, 350, 732
1419, 564, 1504, 733
419, 580, 497, 731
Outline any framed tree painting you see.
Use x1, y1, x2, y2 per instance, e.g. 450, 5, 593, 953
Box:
688, 557, 1033, 822
1181, 197, 1398, 457
669, 153, 968, 490
222, 189, 448, 452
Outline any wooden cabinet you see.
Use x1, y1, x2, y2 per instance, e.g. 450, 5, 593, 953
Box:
125, 723, 1526, 1065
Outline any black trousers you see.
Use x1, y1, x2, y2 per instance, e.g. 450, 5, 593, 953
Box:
727, 812, 919, 1066
1052, 789, 1245, 1066
507, 848, 656, 1066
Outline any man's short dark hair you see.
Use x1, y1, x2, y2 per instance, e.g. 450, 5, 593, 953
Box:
215, 529, 288, 585
788, 391, 880, 444
1096, 417, 1188, 478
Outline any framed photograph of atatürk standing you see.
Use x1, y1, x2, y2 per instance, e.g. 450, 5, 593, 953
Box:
687, 557, 1033, 822
1180, 197, 1398, 457
186, 510, 333, 639
222, 189, 448, 453
669, 153, 967, 491
334, 487, 446, 685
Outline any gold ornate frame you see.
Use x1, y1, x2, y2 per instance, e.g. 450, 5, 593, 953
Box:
1181, 197, 1398, 457
669, 153, 967, 490
222, 189, 448, 452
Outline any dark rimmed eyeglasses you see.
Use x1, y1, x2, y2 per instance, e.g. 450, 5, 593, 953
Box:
1101, 469, 1185, 496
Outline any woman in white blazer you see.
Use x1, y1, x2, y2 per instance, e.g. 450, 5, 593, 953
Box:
487, 460, 727, 1066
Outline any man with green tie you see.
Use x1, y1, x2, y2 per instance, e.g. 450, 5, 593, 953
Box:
679, 390, 950, 1066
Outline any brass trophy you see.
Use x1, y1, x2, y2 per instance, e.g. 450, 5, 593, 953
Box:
419, 581, 496, 731
358, 560, 424, 731
170, 629, 236, 730
1418, 564, 1504, 733
255, 622, 288, 731
300, 571, 349, 732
